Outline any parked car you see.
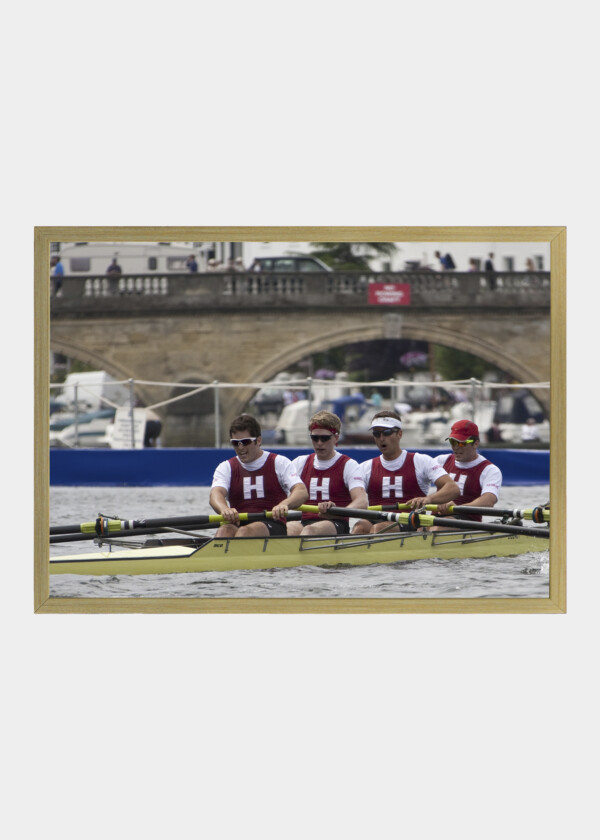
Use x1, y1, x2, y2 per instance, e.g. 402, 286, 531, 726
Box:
249, 256, 332, 272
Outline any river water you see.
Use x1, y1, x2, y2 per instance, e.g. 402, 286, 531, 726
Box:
49, 485, 550, 599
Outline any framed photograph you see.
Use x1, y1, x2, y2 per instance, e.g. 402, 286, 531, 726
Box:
35, 226, 565, 613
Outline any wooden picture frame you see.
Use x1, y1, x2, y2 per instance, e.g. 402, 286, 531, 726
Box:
34, 226, 566, 614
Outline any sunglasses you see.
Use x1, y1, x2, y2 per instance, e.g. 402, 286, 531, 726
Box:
449, 438, 475, 447
310, 434, 334, 442
372, 429, 398, 439
230, 437, 257, 447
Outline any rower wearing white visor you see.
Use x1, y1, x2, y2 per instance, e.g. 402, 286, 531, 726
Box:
352, 410, 459, 535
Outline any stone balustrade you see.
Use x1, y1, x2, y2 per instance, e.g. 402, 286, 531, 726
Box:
51, 270, 551, 312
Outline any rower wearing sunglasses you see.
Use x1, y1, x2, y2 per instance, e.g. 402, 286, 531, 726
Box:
286, 410, 368, 536
431, 420, 502, 522
209, 413, 308, 538
351, 410, 459, 535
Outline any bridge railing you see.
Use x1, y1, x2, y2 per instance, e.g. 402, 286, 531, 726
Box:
50, 270, 551, 308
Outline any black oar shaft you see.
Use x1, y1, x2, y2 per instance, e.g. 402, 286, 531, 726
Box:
50, 510, 303, 543
51, 526, 179, 544
372, 504, 549, 522
302, 506, 549, 540
50, 513, 223, 536
427, 516, 548, 539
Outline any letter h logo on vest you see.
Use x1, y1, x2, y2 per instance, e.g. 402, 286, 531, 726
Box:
243, 475, 265, 499
310, 477, 330, 500
382, 476, 403, 498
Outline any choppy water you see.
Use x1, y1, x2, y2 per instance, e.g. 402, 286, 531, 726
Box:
49, 485, 550, 599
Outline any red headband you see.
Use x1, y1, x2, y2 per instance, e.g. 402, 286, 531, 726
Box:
309, 422, 339, 434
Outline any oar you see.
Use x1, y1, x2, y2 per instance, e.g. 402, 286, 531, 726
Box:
51, 512, 232, 536
369, 503, 550, 523
299, 505, 549, 539
51, 525, 205, 544
50, 510, 303, 541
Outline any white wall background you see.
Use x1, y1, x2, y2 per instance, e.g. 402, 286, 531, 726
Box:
3, 3, 592, 839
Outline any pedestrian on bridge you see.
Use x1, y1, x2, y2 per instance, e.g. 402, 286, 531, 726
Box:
484, 252, 496, 290
106, 258, 122, 278
435, 250, 456, 270
51, 255, 64, 295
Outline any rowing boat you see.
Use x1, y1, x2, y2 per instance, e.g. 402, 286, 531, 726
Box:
49, 503, 550, 576
50, 527, 548, 576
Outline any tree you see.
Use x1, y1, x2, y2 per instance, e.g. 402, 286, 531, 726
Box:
308, 242, 397, 271
432, 345, 502, 381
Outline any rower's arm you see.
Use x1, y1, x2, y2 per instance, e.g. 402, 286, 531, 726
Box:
460, 491, 498, 508
313, 486, 368, 517
271, 482, 309, 520
286, 481, 309, 509
435, 490, 499, 517
430, 474, 460, 504
209, 486, 231, 516
405, 474, 459, 509
348, 486, 369, 510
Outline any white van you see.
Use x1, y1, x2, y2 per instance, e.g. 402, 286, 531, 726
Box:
55, 242, 201, 275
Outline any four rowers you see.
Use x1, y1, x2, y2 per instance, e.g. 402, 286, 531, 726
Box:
211, 411, 502, 535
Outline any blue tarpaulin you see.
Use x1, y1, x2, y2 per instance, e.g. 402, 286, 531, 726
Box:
50, 447, 549, 487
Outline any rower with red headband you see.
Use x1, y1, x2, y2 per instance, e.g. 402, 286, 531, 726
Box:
287, 410, 368, 536
432, 419, 502, 522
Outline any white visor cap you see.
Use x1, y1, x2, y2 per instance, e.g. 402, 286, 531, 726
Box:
368, 416, 402, 431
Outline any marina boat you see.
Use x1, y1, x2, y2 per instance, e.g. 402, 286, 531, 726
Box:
50, 506, 549, 577
50, 414, 114, 448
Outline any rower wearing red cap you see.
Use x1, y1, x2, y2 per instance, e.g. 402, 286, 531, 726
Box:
352, 410, 460, 535
432, 419, 502, 521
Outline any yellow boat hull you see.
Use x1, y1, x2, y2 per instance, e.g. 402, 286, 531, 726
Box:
50, 529, 548, 576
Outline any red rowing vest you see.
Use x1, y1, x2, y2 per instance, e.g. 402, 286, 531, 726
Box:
300, 453, 352, 521
368, 453, 421, 506
228, 453, 286, 513
442, 454, 493, 521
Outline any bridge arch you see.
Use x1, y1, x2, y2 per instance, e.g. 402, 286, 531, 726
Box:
51, 274, 550, 444
228, 322, 549, 422
50, 339, 158, 410
50, 338, 127, 381
246, 323, 543, 392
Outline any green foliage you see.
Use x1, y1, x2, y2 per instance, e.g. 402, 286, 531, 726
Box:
298, 341, 505, 387
309, 242, 397, 271
50, 356, 97, 384
432, 346, 501, 380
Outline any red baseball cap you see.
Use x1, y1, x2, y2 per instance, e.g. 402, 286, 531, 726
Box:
446, 420, 479, 441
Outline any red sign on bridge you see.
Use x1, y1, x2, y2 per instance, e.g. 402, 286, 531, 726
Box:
368, 283, 411, 306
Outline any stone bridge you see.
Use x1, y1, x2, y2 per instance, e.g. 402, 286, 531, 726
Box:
50, 270, 551, 444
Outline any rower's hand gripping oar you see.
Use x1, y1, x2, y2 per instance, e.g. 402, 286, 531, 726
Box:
50, 510, 303, 543
300, 505, 549, 539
